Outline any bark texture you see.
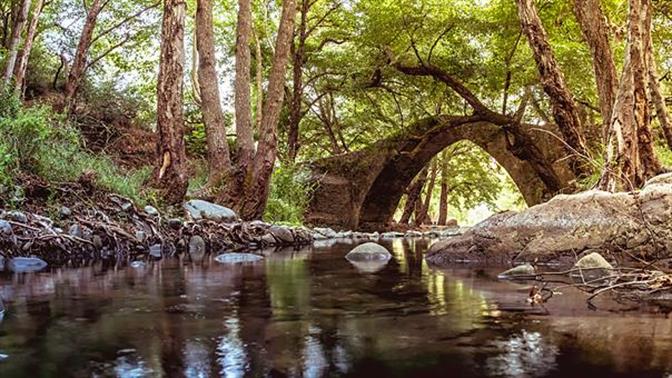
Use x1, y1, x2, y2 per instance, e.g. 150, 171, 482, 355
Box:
287, 0, 309, 162
599, 0, 662, 191
196, 0, 232, 188
415, 160, 438, 226
239, 0, 296, 220
234, 0, 254, 169
517, 0, 589, 176
13, 0, 43, 97
573, 0, 618, 140
152, 0, 188, 204
646, 28, 672, 150
438, 153, 449, 226
1, 0, 30, 88
399, 167, 428, 225
64, 0, 104, 113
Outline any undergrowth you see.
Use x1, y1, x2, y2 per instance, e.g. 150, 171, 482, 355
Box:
0, 89, 153, 205
263, 164, 316, 225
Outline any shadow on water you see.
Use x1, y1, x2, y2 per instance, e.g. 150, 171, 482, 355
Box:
1, 238, 672, 377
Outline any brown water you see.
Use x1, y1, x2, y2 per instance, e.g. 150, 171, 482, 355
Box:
1, 238, 672, 377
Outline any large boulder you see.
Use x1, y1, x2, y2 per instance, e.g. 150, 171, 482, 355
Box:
345, 242, 392, 262
426, 174, 672, 268
184, 200, 237, 222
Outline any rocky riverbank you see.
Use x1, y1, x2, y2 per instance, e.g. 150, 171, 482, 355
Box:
425, 173, 672, 269
0, 193, 464, 272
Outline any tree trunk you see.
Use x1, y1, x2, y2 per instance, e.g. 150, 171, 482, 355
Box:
196, 0, 233, 189
64, 0, 104, 113
1, 0, 30, 89
287, 0, 308, 162
646, 28, 672, 149
400, 166, 428, 224
234, 0, 254, 169
253, 26, 263, 133
151, 0, 188, 204
415, 160, 438, 226
13, 0, 43, 97
438, 154, 449, 226
573, 0, 618, 141
238, 0, 296, 220
599, 0, 661, 191
517, 0, 589, 176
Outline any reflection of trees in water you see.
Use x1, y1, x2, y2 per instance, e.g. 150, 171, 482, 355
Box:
485, 330, 558, 378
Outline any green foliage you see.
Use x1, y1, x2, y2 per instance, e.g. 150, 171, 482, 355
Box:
264, 164, 317, 225
0, 93, 152, 204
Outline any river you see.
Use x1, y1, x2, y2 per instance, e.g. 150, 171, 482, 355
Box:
1, 238, 672, 377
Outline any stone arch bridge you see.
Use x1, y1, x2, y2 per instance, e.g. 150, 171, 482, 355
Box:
305, 115, 576, 231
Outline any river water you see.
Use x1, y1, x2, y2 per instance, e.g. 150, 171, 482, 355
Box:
1, 238, 672, 377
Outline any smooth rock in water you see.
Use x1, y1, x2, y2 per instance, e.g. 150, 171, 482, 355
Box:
149, 244, 162, 259
345, 242, 392, 262
8, 257, 48, 273
167, 218, 183, 230
0, 220, 12, 236
269, 226, 294, 244
405, 230, 423, 238
184, 200, 237, 222
574, 252, 613, 270
59, 206, 72, 218
130, 261, 146, 269
188, 235, 206, 256
214, 253, 264, 264
144, 205, 159, 216
6, 211, 27, 224
498, 264, 536, 279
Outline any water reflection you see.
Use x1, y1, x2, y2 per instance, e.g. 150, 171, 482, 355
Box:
0, 241, 672, 376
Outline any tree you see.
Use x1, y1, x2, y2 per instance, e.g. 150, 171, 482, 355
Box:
399, 166, 428, 225
236, 0, 297, 219
415, 159, 438, 226
437, 150, 449, 226
151, 0, 188, 204
13, 0, 44, 97
1, 0, 30, 89
195, 0, 232, 188
599, 0, 662, 191
64, 0, 106, 113
516, 0, 589, 177
234, 0, 254, 169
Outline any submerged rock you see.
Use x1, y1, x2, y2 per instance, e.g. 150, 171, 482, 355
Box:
130, 261, 146, 269
345, 242, 392, 262
8, 257, 48, 273
348, 260, 389, 273
426, 175, 672, 267
214, 253, 263, 264
184, 200, 237, 222
498, 264, 536, 279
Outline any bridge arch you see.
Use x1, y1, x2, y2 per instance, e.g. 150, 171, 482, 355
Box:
306, 116, 575, 230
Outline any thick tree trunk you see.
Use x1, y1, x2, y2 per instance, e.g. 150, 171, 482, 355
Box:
151, 0, 188, 204
646, 29, 672, 149
13, 0, 43, 97
415, 160, 438, 226
254, 27, 263, 133
517, 0, 589, 176
1, 0, 30, 89
400, 166, 428, 224
238, 0, 296, 220
287, 0, 308, 162
64, 0, 104, 113
573, 0, 618, 141
196, 0, 233, 188
438, 155, 449, 226
234, 0, 254, 169
599, 0, 661, 191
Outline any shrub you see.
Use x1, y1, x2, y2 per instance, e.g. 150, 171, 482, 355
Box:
264, 164, 317, 225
